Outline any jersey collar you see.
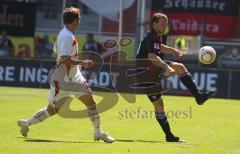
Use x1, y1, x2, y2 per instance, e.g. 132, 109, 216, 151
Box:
64, 26, 74, 35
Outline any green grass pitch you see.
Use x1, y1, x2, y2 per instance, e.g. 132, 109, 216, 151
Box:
0, 86, 240, 154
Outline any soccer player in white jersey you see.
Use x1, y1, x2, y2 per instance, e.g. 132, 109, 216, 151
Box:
17, 7, 115, 143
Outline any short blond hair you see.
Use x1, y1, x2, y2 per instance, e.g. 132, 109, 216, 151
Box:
151, 13, 168, 24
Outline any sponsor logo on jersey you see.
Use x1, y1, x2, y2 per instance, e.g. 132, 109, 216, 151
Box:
154, 43, 160, 50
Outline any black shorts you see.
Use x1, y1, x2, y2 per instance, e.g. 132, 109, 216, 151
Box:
147, 60, 173, 102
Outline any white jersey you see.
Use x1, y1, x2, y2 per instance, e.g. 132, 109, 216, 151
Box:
54, 27, 85, 83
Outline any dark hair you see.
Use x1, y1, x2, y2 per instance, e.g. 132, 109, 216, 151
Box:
151, 12, 168, 24
63, 7, 80, 24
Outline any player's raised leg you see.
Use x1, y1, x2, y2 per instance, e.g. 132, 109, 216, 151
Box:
79, 94, 115, 143
169, 62, 215, 105
148, 94, 181, 142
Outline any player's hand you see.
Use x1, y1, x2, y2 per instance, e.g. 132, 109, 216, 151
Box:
173, 49, 182, 59
163, 65, 176, 77
80, 59, 94, 68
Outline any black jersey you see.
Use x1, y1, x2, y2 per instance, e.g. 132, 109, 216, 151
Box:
136, 28, 162, 59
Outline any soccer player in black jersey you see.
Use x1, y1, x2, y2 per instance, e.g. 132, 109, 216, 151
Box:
136, 12, 215, 142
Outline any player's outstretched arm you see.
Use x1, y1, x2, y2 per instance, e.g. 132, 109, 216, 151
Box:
160, 44, 182, 59
59, 55, 94, 67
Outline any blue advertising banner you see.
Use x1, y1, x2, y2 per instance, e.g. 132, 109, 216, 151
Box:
0, 58, 239, 99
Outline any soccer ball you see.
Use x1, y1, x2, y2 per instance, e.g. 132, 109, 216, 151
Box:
198, 46, 216, 64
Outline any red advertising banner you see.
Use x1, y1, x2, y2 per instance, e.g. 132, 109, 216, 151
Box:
151, 0, 239, 38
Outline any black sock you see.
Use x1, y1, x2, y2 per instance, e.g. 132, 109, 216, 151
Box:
155, 112, 173, 137
180, 73, 199, 98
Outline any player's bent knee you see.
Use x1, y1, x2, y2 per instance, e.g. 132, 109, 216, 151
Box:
47, 104, 57, 115
179, 66, 187, 74
49, 97, 73, 115
180, 63, 187, 71
175, 63, 184, 70
172, 63, 187, 75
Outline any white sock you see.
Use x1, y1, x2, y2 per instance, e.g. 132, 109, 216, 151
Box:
27, 107, 50, 126
87, 109, 101, 134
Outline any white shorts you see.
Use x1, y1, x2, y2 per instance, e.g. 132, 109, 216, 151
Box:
48, 86, 92, 107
